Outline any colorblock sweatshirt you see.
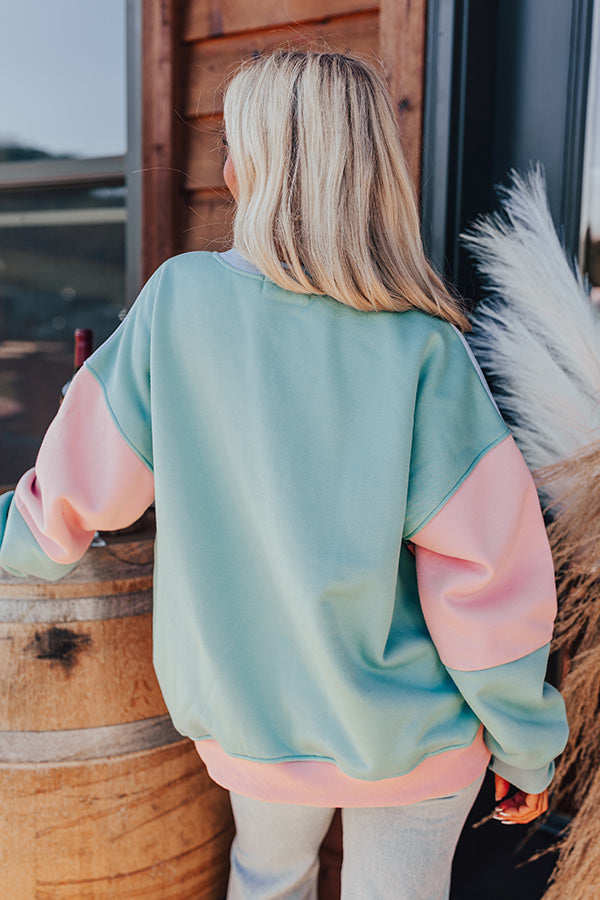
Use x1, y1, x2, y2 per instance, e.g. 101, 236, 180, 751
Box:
0, 249, 568, 806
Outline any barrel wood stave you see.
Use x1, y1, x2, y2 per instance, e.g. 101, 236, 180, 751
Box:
0, 742, 233, 899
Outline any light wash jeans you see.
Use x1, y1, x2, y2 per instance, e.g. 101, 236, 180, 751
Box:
227, 773, 484, 900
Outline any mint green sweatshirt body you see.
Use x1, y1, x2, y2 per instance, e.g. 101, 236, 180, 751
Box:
0, 250, 567, 802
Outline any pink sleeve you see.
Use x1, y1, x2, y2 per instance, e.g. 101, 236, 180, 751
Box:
410, 435, 556, 672
14, 366, 154, 565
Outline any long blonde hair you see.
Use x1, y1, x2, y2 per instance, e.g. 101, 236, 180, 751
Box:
223, 51, 469, 330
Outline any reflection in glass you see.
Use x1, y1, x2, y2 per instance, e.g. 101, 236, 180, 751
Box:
0, 191, 126, 482
580, 0, 600, 303
0, 185, 126, 215
0, 0, 126, 161
0, 0, 128, 485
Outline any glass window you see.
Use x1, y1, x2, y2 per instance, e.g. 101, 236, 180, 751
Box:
0, 186, 126, 343
0, 0, 126, 161
580, 0, 600, 303
0, 1, 127, 484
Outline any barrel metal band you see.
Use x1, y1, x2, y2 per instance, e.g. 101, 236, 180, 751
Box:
0, 715, 183, 764
0, 589, 152, 623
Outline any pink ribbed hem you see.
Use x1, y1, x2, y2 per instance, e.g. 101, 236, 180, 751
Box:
194, 728, 490, 807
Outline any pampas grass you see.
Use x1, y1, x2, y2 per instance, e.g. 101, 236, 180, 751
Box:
464, 165, 600, 479
536, 444, 600, 650
540, 752, 600, 900
463, 167, 600, 900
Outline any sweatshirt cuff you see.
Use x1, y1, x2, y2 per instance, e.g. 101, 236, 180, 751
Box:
0, 495, 78, 582
489, 757, 555, 794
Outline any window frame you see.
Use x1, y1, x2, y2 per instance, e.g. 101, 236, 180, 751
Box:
421, 0, 595, 293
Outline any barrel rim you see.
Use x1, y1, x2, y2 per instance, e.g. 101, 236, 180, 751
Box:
0, 588, 153, 622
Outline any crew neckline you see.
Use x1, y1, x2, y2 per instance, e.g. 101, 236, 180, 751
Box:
212, 248, 320, 308
217, 248, 263, 276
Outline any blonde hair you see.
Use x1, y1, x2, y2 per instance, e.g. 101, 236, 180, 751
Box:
223, 51, 469, 330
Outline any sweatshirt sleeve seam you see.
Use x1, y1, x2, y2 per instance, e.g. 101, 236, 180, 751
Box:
83, 364, 154, 473
404, 427, 510, 539
444, 640, 552, 676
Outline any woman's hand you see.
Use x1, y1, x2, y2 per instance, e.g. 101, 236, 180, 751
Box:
492, 774, 549, 825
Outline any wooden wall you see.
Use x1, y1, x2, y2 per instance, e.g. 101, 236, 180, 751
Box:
142, 0, 428, 280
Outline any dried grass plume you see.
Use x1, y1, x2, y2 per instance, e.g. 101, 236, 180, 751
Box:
464, 167, 600, 899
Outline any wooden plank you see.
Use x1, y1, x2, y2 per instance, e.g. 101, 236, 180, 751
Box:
379, 0, 428, 190
182, 0, 378, 41
185, 11, 380, 117
180, 191, 234, 253
183, 115, 225, 191
142, 0, 184, 280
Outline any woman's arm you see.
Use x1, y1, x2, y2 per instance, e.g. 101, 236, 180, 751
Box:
0, 265, 159, 580
409, 433, 568, 816
0, 366, 154, 580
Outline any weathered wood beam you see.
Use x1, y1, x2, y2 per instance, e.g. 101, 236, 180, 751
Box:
142, 0, 183, 277
379, 0, 428, 191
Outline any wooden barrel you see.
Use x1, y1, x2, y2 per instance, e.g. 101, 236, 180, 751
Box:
0, 508, 234, 899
